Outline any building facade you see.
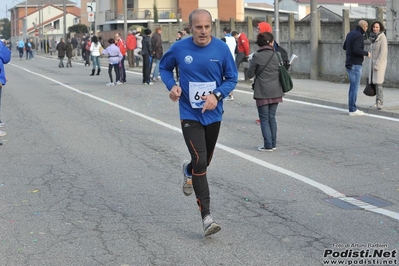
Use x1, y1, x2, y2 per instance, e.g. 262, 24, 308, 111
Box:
9, 0, 80, 42
81, 0, 245, 32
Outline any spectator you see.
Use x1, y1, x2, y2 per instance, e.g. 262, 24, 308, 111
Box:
65, 38, 73, 67
141, 29, 153, 85
343, 20, 370, 116
25, 39, 32, 60
84, 37, 92, 67
174, 31, 183, 81
221, 26, 237, 101
369, 21, 388, 110
126, 30, 137, 68
232, 30, 250, 71
114, 33, 127, 84
89, 35, 102, 76
181, 27, 191, 39
257, 22, 289, 69
28, 39, 34, 59
17, 39, 24, 60
71, 36, 78, 59
247, 32, 284, 152
102, 38, 122, 86
151, 27, 163, 81
134, 31, 143, 67
56, 38, 66, 68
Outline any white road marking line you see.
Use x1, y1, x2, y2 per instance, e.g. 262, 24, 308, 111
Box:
12, 64, 399, 221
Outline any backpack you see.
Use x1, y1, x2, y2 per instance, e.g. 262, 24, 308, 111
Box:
276, 45, 290, 70
85, 41, 91, 51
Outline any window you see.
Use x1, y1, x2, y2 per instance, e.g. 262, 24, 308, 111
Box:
53, 19, 60, 29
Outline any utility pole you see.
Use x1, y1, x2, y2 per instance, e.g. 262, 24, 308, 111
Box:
123, 0, 128, 39
63, 0, 66, 41
274, 0, 280, 43
25, 0, 28, 40
310, 0, 319, 80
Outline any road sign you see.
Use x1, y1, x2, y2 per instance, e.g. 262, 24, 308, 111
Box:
50, 26, 54, 31
88, 12, 95, 22
87, 3, 96, 12
35, 30, 39, 36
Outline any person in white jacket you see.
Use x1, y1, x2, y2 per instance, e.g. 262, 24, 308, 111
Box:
90, 36, 103, 76
134, 31, 143, 67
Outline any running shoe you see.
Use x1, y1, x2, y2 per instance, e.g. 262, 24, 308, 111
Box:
203, 214, 221, 236
182, 160, 193, 196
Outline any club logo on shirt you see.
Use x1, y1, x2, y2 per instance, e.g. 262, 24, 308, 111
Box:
184, 55, 193, 64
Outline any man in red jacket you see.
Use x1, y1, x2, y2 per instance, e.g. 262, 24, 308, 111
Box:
115, 33, 127, 83
230, 31, 250, 100
126, 30, 137, 68
232, 31, 250, 70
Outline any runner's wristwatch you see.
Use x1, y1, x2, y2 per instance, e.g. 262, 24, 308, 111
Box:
212, 91, 223, 101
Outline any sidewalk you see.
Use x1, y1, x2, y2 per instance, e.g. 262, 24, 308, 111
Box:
236, 70, 399, 119
46, 54, 399, 118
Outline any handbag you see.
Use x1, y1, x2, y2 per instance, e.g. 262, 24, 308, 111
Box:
251, 52, 274, 90
276, 52, 293, 93
99, 45, 104, 57
363, 78, 376, 97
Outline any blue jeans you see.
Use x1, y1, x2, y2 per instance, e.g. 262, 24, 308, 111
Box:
346, 64, 362, 112
257, 103, 278, 149
92, 56, 100, 70
152, 58, 160, 79
18, 48, 23, 58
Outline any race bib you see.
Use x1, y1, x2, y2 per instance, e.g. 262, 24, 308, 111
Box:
189, 81, 216, 108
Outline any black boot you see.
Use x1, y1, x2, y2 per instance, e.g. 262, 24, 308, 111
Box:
90, 69, 95, 76
96, 69, 100, 75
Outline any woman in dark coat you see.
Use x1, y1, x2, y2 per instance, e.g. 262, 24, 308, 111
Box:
56, 38, 66, 68
247, 32, 284, 152
65, 38, 73, 68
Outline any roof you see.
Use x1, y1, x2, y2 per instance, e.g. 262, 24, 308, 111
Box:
295, 0, 386, 4
12, 0, 77, 7
245, 6, 297, 15
245, 3, 274, 9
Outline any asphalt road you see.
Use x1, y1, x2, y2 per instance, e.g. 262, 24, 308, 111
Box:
1, 54, 398, 266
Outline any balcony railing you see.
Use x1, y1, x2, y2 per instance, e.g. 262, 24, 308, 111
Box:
105, 8, 179, 21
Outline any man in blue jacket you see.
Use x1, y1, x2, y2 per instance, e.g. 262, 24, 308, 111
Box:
343, 20, 370, 116
0, 40, 11, 137
160, 9, 237, 237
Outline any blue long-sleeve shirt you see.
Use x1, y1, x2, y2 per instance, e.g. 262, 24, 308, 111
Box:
0, 41, 11, 85
160, 37, 238, 126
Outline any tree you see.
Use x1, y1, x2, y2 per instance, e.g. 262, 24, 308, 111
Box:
153, 1, 159, 23
68, 24, 89, 34
0, 18, 11, 40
